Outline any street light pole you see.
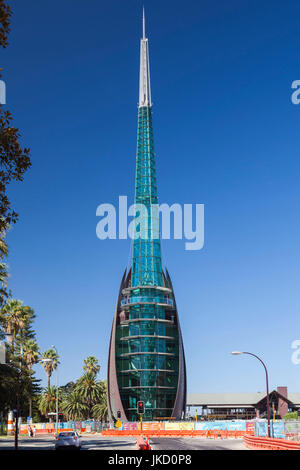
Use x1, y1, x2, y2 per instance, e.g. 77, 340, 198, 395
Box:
231, 351, 271, 438
52, 346, 59, 434
40, 350, 59, 432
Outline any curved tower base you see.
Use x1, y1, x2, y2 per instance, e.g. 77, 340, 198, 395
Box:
107, 268, 186, 422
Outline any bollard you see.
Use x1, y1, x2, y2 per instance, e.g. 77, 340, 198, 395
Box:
7, 411, 14, 436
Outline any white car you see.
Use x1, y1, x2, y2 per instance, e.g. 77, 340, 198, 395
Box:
55, 431, 81, 450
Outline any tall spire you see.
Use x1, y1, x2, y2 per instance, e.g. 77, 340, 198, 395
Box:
139, 7, 151, 107
143, 6, 146, 39
133, 7, 162, 287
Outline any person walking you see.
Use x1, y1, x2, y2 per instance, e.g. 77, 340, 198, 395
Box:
28, 425, 32, 437
32, 425, 36, 437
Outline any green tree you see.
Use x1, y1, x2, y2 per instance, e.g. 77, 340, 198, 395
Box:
283, 411, 298, 420
0, 0, 10, 47
38, 386, 60, 419
0, 363, 18, 414
40, 348, 59, 390
0, 361, 41, 421
83, 356, 100, 376
22, 339, 40, 370
0, 231, 9, 303
61, 391, 89, 421
0, 232, 8, 259
75, 373, 104, 418
0, 261, 8, 304
59, 381, 76, 396
0, 300, 34, 352
0, 1, 31, 234
92, 391, 108, 423
22, 339, 40, 417
0, 297, 40, 422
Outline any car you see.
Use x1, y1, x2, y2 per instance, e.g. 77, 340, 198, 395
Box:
55, 431, 81, 450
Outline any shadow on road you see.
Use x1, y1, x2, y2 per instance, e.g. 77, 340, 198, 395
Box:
82, 438, 135, 449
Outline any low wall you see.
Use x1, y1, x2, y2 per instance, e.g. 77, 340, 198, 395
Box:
244, 435, 300, 450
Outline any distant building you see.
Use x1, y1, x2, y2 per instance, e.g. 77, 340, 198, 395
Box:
187, 387, 300, 420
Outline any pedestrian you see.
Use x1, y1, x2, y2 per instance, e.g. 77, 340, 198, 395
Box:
28, 425, 32, 437
32, 425, 36, 437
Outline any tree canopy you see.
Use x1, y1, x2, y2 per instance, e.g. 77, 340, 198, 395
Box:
0, 0, 31, 233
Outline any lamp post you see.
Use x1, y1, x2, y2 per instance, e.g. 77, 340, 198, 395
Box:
51, 346, 59, 434
40, 350, 59, 433
231, 351, 271, 438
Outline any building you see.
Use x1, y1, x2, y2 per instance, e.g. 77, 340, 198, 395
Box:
107, 10, 187, 422
187, 387, 300, 420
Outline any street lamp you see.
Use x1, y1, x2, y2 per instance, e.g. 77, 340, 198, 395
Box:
51, 346, 59, 434
231, 351, 271, 438
40, 350, 59, 433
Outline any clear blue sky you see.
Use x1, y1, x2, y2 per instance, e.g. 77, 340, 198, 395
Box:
2, 0, 300, 393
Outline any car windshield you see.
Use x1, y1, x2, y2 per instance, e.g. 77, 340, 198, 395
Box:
59, 432, 75, 437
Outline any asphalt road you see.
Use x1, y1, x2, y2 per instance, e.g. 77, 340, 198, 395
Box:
0, 435, 248, 451
0, 435, 137, 451
150, 437, 248, 450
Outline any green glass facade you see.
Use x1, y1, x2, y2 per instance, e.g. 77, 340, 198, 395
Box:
131, 105, 162, 288
114, 105, 180, 421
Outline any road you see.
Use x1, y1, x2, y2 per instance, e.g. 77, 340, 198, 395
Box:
150, 437, 248, 450
0, 435, 137, 450
0, 435, 248, 451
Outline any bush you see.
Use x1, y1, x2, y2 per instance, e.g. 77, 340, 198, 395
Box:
283, 411, 298, 421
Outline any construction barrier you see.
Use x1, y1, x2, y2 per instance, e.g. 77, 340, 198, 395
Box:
7, 411, 13, 436
165, 422, 194, 431
18, 426, 87, 435
255, 420, 285, 438
102, 429, 252, 438
116, 419, 255, 433
7, 417, 107, 436
8, 418, 256, 435
243, 435, 300, 450
195, 420, 247, 432
136, 435, 151, 450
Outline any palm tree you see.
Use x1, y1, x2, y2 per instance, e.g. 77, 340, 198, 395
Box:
22, 339, 40, 417
75, 373, 104, 418
83, 356, 100, 376
0, 262, 9, 305
0, 233, 8, 260
23, 339, 40, 370
0, 300, 33, 351
92, 396, 108, 423
0, 231, 9, 305
40, 348, 59, 390
38, 386, 60, 419
61, 391, 88, 421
